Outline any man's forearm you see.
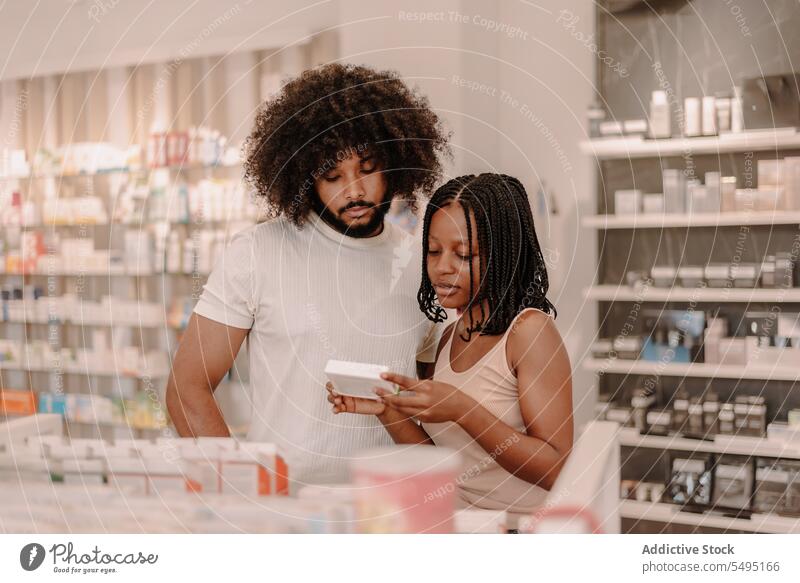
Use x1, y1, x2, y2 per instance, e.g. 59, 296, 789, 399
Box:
166, 380, 230, 437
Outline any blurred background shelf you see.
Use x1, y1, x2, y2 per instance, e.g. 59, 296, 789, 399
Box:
581, 211, 800, 229
583, 358, 799, 381
620, 499, 800, 534
580, 128, 800, 160
0, 361, 169, 379
584, 285, 800, 303
618, 426, 800, 459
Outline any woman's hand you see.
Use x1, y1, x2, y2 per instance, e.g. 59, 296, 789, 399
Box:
376, 372, 472, 424
326, 382, 386, 416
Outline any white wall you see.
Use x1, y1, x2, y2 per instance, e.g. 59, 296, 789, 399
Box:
493, 1, 597, 427
337, 0, 598, 426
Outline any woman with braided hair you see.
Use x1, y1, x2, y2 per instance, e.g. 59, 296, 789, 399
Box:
328, 173, 574, 521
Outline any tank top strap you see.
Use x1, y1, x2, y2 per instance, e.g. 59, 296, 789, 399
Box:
436, 307, 550, 377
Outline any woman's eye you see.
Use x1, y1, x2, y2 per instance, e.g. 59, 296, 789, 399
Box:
457, 254, 473, 260
427, 250, 441, 256
323, 174, 340, 182
360, 159, 376, 173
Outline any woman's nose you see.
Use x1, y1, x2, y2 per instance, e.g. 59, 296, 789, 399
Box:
433, 254, 457, 276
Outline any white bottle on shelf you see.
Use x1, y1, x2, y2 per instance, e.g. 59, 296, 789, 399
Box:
182, 236, 196, 274
199, 230, 214, 274
683, 97, 702, 137
731, 87, 744, 133
648, 90, 671, 139
153, 224, 168, 273
702, 96, 717, 136
166, 232, 181, 273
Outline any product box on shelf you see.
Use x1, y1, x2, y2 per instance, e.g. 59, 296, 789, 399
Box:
678, 266, 705, 288
711, 455, 754, 515
784, 157, 800, 210
220, 444, 290, 497
752, 458, 800, 517
106, 456, 149, 495
0, 389, 37, 416
665, 452, 713, 510
704, 264, 731, 288
642, 193, 664, 214
614, 189, 642, 215
651, 265, 677, 288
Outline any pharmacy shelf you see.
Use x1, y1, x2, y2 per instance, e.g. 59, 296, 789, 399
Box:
63, 418, 164, 433
0, 270, 211, 277
617, 426, 800, 460
584, 284, 800, 303
1, 217, 255, 229
0, 362, 169, 379
583, 358, 799, 381
0, 161, 240, 181
580, 127, 800, 160
620, 499, 800, 534
581, 210, 800, 229
0, 317, 166, 328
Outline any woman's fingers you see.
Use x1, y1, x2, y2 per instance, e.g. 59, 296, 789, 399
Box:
381, 392, 426, 409
380, 372, 418, 390
329, 392, 384, 415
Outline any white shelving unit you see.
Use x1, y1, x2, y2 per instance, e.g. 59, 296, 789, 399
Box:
0, 269, 213, 277
617, 426, 800, 459
581, 210, 800, 229
584, 284, 800, 303
620, 499, 800, 534
0, 161, 240, 182
583, 358, 799, 381
580, 127, 800, 160
0, 361, 170, 379
0, 316, 167, 328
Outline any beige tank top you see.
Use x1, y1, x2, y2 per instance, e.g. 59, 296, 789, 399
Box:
422, 307, 550, 519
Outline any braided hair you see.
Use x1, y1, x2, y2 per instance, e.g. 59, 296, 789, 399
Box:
417, 173, 556, 341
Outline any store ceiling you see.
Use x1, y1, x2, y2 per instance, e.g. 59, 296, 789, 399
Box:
0, 0, 335, 81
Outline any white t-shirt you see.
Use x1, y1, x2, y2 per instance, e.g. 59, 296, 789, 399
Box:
194, 210, 442, 490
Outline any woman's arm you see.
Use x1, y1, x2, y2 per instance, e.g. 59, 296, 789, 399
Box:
381, 311, 573, 490
376, 405, 433, 445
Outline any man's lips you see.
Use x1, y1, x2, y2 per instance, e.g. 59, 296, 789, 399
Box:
342, 206, 373, 219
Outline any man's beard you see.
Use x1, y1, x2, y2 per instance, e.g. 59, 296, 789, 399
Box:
312, 194, 392, 238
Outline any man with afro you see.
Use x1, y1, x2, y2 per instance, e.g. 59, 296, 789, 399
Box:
166, 63, 450, 491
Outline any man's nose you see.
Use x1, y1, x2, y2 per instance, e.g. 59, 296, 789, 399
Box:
342, 176, 366, 200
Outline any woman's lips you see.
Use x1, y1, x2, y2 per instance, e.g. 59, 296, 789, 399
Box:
434, 283, 460, 297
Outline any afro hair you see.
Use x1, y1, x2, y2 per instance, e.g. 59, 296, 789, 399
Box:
243, 63, 450, 226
